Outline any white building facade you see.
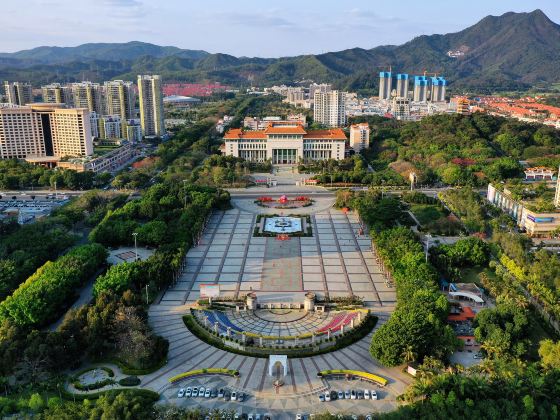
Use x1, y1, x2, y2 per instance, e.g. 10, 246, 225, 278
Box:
223, 122, 346, 164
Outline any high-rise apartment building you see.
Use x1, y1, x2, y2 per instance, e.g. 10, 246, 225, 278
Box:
379, 72, 393, 100
0, 103, 92, 159
309, 83, 332, 99
396, 74, 409, 99
392, 97, 411, 120
3, 81, 33, 106
430, 77, 447, 102
137, 75, 165, 137
313, 90, 346, 127
413, 76, 429, 102
41, 83, 70, 104
349, 123, 370, 153
70, 82, 104, 115
105, 80, 136, 137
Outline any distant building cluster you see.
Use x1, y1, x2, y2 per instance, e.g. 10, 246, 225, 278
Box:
1, 75, 166, 172
476, 96, 560, 129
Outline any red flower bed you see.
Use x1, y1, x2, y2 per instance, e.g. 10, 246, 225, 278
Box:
294, 196, 310, 202
257, 197, 273, 202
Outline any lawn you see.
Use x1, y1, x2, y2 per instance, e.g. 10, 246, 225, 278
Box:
410, 204, 446, 226
459, 266, 497, 286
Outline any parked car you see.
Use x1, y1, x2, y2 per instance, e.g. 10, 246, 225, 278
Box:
238, 392, 245, 402
319, 394, 325, 402
345, 390, 351, 399
204, 388, 211, 398
364, 389, 371, 400
211, 388, 217, 398
371, 390, 378, 400
248, 415, 254, 420
351, 390, 357, 400
296, 415, 303, 420
218, 388, 225, 398
474, 352, 485, 359
231, 391, 237, 401
224, 391, 231, 401
330, 390, 338, 401
185, 387, 192, 397
234, 413, 240, 420
324, 391, 331, 401
358, 390, 364, 399
199, 386, 205, 397
338, 391, 344, 400
192, 387, 199, 397
177, 388, 186, 398
255, 415, 261, 420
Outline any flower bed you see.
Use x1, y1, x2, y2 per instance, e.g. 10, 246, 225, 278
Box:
169, 368, 240, 384
317, 370, 388, 386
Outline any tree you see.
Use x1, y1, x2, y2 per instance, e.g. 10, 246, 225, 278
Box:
93, 262, 141, 298
28, 393, 44, 412
538, 339, 560, 369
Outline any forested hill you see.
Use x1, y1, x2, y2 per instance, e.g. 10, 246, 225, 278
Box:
1, 9, 559, 92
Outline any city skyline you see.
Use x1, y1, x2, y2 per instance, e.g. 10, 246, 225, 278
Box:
1, 1, 559, 57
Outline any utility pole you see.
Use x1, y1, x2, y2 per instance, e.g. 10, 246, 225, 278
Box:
145, 284, 149, 305
425, 234, 431, 263
183, 179, 188, 209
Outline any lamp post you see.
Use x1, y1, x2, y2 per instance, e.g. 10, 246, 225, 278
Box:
183, 179, 188, 209
425, 233, 431, 263
132, 232, 138, 261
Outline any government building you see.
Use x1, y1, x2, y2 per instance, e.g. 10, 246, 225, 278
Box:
222, 121, 347, 164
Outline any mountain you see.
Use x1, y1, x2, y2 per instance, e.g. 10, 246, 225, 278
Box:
0, 10, 559, 92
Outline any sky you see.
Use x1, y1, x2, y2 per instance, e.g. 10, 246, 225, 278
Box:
2, 0, 560, 57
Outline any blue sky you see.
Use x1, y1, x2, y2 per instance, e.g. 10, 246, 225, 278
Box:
3, 0, 559, 56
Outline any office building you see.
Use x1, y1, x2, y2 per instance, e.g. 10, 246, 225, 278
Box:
138, 75, 165, 137
379, 72, 393, 100
430, 77, 447, 102
41, 83, 70, 104
71, 82, 104, 115
396, 74, 409, 99
349, 123, 370, 152
0, 103, 92, 160
223, 121, 346, 164
4, 81, 33, 106
313, 90, 346, 127
413, 76, 429, 102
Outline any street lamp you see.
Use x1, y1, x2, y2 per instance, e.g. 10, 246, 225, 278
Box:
183, 179, 188, 209
132, 232, 139, 261
425, 233, 432, 263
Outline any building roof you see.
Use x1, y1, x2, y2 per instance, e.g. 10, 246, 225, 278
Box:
447, 306, 475, 322
224, 122, 346, 140
163, 95, 201, 103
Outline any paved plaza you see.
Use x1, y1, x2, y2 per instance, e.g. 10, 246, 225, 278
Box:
158, 200, 397, 307
145, 192, 405, 417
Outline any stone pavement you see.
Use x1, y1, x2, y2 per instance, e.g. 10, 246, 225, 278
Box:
144, 194, 405, 416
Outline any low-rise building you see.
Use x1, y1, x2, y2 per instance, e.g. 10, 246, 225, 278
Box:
524, 167, 555, 181
57, 141, 137, 173
487, 183, 560, 237
223, 121, 346, 164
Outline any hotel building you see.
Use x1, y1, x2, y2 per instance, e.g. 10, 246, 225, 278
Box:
0, 103, 92, 160
223, 121, 346, 164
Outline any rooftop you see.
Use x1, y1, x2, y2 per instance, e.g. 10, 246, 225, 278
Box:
224, 122, 346, 140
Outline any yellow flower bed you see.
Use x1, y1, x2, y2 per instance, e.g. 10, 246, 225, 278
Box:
318, 370, 388, 386
169, 368, 239, 383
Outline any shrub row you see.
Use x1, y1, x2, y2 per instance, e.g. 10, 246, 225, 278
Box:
0, 244, 107, 327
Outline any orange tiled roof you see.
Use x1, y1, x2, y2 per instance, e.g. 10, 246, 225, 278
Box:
224, 126, 346, 140
264, 123, 307, 134
304, 128, 347, 140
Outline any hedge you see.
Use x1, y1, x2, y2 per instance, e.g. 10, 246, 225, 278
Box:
183, 313, 377, 359
169, 368, 239, 384
61, 387, 159, 402
0, 244, 107, 327
317, 370, 388, 386
118, 376, 141, 387
72, 378, 114, 391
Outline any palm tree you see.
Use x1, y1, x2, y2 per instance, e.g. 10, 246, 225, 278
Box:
402, 345, 417, 364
